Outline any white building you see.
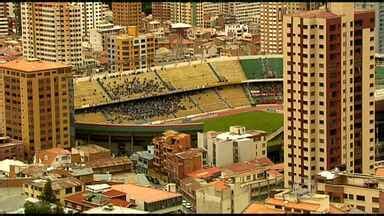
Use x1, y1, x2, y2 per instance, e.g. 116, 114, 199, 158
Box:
0, 3, 9, 37
198, 126, 267, 167
79, 2, 103, 40
224, 24, 248, 39
89, 23, 125, 52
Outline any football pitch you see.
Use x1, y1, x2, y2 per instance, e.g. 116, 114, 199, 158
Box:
202, 111, 283, 133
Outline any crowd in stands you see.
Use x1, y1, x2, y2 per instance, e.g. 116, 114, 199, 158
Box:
80, 93, 199, 123
99, 75, 167, 100
247, 82, 283, 104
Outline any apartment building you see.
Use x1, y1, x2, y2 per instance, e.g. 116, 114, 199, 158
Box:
21, 2, 84, 68
79, 2, 103, 39
0, 3, 9, 37
228, 2, 260, 24
355, 3, 384, 54
283, 3, 376, 189
152, 130, 191, 178
198, 126, 267, 167
112, 2, 142, 28
23, 177, 84, 205
108, 27, 158, 72
89, 23, 125, 52
168, 148, 203, 182
316, 170, 384, 213
0, 59, 73, 160
260, 2, 323, 54
152, 2, 171, 22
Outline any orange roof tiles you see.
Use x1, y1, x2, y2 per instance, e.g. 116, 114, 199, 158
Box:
110, 198, 131, 208
186, 167, 221, 179
212, 180, 229, 191
244, 203, 284, 214
111, 183, 182, 203
265, 198, 321, 212
103, 189, 126, 198
0, 58, 70, 72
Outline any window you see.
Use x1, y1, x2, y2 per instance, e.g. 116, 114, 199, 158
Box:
372, 197, 379, 203
65, 188, 73, 194
356, 195, 365, 201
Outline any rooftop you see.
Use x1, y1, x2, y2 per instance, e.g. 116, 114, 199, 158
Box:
243, 203, 284, 214
37, 148, 71, 166
86, 156, 132, 169
175, 148, 202, 160
111, 183, 182, 203
222, 157, 274, 176
83, 205, 148, 214
73, 144, 110, 155
0, 58, 70, 72
29, 177, 83, 191
265, 198, 321, 212
171, 23, 192, 29
186, 167, 221, 180
0, 159, 26, 174
291, 9, 339, 19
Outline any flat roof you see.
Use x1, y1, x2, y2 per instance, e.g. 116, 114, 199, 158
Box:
291, 10, 339, 19
171, 23, 192, 29
187, 167, 221, 179
111, 183, 181, 203
84, 205, 148, 214
0, 58, 70, 72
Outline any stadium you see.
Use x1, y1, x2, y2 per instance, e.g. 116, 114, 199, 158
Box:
73, 55, 284, 160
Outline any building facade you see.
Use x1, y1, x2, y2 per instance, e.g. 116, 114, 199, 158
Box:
21, 2, 84, 68
112, 2, 142, 28
355, 3, 384, 54
198, 126, 267, 167
152, 130, 191, 177
283, 3, 376, 189
316, 170, 384, 213
0, 3, 9, 37
0, 59, 73, 159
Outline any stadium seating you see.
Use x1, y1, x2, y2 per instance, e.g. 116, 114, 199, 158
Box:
191, 89, 229, 112
174, 97, 201, 117
216, 86, 251, 107
98, 72, 167, 101
212, 61, 247, 82
158, 64, 220, 89
74, 80, 110, 108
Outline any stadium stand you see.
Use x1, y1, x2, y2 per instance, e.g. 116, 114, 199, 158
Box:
98, 72, 168, 101
246, 82, 283, 104
377, 67, 384, 89
216, 85, 251, 107
211, 60, 247, 82
158, 64, 220, 89
240, 58, 283, 80
191, 89, 229, 112
74, 79, 110, 108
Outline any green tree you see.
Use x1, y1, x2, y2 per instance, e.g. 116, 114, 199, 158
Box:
39, 179, 57, 204
24, 201, 51, 214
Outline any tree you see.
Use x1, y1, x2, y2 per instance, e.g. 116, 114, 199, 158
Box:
39, 179, 57, 204
24, 201, 51, 214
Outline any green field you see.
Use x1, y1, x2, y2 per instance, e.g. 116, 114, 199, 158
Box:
201, 111, 283, 133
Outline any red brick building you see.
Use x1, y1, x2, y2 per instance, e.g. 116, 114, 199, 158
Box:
152, 130, 191, 177
168, 148, 203, 182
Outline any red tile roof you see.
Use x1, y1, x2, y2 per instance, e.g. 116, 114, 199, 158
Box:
186, 167, 221, 179
110, 198, 131, 208
244, 203, 284, 214
37, 148, 71, 166
0, 58, 70, 72
103, 189, 126, 198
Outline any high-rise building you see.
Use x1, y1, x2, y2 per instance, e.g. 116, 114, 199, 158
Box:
0, 59, 73, 160
228, 2, 260, 24
152, 2, 171, 22
111, 2, 142, 28
0, 3, 9, 37
283, 3, 376, 189
21, 2, 84, 68
260, 2, 323, 54
108, 26, 158, 72
355, 3, 384, 54
79, 2, 103, 40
